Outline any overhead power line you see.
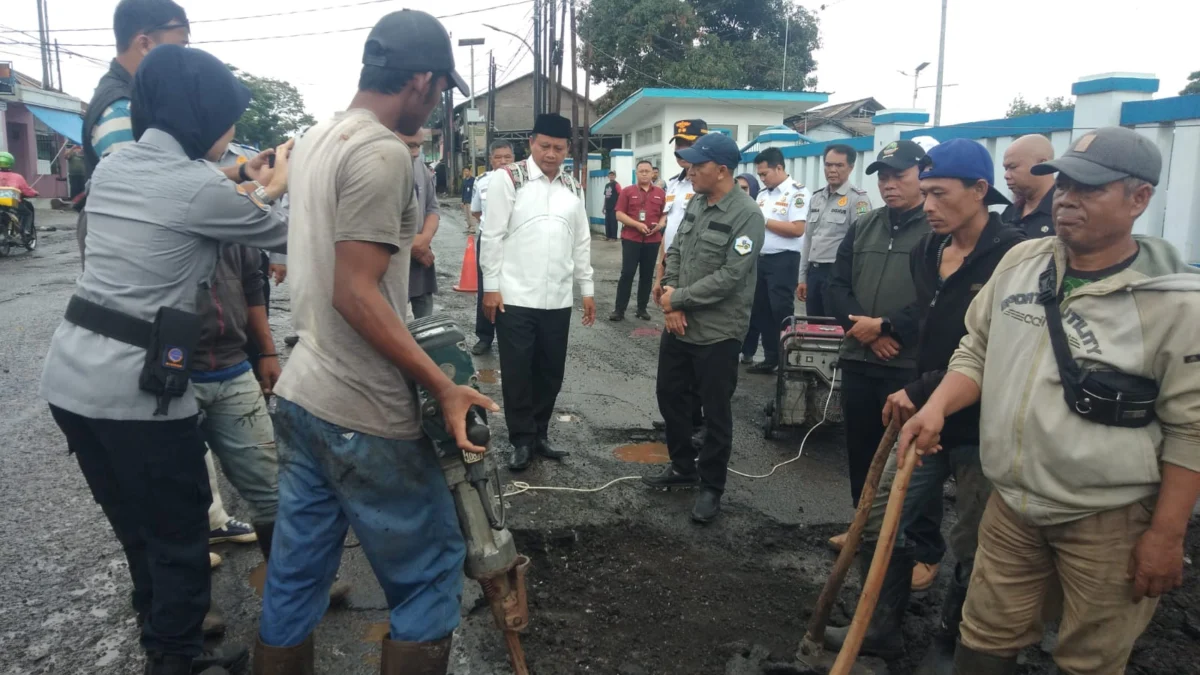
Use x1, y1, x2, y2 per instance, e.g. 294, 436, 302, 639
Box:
0, 0, 534, 45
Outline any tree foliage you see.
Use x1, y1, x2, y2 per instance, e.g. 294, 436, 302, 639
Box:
579, 0, 821, 113
1005, 95, 1074, 118
1182, 71, 1200, 96
229, 66, 317, 149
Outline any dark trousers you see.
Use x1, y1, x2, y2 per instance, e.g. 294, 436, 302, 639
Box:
474, 233, 494, 343
496, 305, 572, 445
841, 367, 916, 502
804, 262, 833, 318
748, 250, 801, 363
615, 239, 659, 315
604, 210, 619, 239
49, 405, 211, 658
657, 334, 740, 493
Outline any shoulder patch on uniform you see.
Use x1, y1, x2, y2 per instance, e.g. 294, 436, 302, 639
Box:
734, 236, 753, 256
855, 201, 870, 216
793, 194, 806, 209
236, 183, 270, 212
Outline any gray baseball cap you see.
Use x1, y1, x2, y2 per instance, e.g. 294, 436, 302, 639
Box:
362, 10, 469, 96
1031, 126, 1161, 186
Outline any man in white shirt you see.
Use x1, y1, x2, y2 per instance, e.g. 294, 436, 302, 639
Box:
481, 113, 596, 471
746, 146, 810, 374
469, 139, 516, 355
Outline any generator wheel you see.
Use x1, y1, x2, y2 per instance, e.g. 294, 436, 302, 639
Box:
762, 403, 777, 440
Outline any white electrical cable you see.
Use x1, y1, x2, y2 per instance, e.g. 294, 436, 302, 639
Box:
500, 370, 841, 497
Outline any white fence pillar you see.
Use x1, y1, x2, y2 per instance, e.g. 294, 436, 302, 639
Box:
871, 110, 930, 154
1070, 73, 1158, 137
1162, 125, 1200, 264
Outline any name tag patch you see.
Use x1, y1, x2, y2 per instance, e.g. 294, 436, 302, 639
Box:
734, 236, 753, 256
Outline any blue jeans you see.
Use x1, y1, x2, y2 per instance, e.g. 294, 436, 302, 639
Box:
260, 398, 465, 647
865, 443, 992, 578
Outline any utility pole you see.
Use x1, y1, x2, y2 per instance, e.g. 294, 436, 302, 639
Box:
569, 0, 579, 178
547, 0, 556, 114
36, 0, 50, 89
582, 40, 591, 165
934, 0, 948, 126
533, 0, 542, 119
781, 16, 789, 91
54, 40, 63, 93
459, 37, 485, 177
555, 0, 567, 114
486, 51, 496, 156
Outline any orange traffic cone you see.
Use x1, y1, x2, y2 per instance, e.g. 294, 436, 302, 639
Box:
453, 234, 479, 293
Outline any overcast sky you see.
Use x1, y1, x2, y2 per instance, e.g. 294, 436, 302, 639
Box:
2, 0, 1197, 130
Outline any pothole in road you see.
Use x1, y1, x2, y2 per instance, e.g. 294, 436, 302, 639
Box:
477, 368, 501, 384
510, 522, 824, 675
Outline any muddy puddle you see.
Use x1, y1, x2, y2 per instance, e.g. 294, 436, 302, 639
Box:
477, 369, 500, 384
612, 441, 670, 464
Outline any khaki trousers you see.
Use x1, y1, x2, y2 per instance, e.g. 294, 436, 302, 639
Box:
961, 493, 1160, 675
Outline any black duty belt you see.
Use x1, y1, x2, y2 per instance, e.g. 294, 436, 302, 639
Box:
65, 295, 153, 348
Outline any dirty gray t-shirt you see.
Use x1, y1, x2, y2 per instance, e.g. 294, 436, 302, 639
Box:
273, 109, 422, 440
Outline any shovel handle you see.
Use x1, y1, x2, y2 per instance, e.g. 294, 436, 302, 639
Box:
829, 441, 920, 675
799, 421, 899, 655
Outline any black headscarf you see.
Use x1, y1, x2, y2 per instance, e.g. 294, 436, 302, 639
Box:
131, 44, 252, 161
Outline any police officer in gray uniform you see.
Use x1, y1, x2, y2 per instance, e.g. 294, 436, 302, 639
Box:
39, 45, 289, 675
643, 133, 766, 524
799, 143, 872, 317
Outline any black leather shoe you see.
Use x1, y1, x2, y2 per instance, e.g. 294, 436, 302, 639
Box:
642, 464, 700, 489
740, 354, 754, 365
691, 489, 721, 524
635, 309, 652, 320
608, 311, 625, 322
746, 361, 778, 374
471, 340, 492, 356
190, 645, 249, 674
509, 442, 533, 471
535, 437, 570, 460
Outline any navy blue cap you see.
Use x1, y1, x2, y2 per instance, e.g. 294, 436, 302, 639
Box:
918, 138, 1011, 206
675, 132, 741, 170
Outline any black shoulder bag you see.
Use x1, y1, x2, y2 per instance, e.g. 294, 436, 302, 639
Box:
1036, 258, 1158, 428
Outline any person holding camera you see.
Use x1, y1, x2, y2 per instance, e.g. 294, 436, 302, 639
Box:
899, 126, 1200, 675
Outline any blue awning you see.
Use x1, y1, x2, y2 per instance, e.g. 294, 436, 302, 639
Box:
26, 104, 84, 145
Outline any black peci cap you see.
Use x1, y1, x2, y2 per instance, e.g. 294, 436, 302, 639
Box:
533, 113, 572, 140
362, 10, 469, 96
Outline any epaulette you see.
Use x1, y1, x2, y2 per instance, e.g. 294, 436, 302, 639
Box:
850, 185, 868, 195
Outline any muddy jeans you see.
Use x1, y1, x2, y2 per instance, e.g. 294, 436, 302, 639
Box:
193, 369, 279, 524
260, 398, 465, 647
960, 493, 1159, 674
864, 443, 991, 580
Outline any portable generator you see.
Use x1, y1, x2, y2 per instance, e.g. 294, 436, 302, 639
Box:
762, 316, 845, 439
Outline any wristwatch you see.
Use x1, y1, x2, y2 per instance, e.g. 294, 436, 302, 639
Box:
251, 181, 275, 205
880, 317, 893, 336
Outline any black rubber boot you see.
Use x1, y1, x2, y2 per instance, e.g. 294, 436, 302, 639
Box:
380, 635, 452, 675
952, 640, 1017, 675
144, 654, 191, 675
253, 635, 315, 675
916, 569, 969, 675
823, 546, 912, 660
255, 523, 275, 562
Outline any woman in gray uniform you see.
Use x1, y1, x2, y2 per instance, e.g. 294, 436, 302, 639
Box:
39, 44, 290, 675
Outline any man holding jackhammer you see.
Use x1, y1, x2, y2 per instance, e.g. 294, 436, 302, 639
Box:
901, 127, 1200, 674
255, 11, 498, 674
821, 139, 1026, 673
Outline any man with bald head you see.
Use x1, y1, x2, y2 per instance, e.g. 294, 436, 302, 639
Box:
1001, 134, 1057, 237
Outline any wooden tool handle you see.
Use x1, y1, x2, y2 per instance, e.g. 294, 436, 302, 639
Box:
800, 421, 899, 655
829, 444, 920, 675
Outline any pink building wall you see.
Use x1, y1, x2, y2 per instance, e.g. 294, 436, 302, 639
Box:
4, 103, 71, 199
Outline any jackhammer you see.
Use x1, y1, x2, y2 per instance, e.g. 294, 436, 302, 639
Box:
411, 315, 532, 675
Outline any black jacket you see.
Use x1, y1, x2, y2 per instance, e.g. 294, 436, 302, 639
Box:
903, 214, 1026, 447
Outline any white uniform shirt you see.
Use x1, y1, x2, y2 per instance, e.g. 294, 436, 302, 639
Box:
756, 177, 811, 255
470, 170, 494, 229
480, 159, 595, 309
662, 174, 695, 252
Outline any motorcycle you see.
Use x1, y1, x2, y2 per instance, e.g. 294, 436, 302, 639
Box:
0, 186, 37, 256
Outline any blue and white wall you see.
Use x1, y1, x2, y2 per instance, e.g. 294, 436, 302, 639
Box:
727, 73, 1200, 265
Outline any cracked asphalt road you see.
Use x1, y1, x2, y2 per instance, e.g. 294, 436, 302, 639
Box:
0, 203, 858, 675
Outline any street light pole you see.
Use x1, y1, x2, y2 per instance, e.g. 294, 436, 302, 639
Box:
781, 16, 789, 91
459, 38, 485, 176
911, 61, 930, 108
934, 0, 948, 126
